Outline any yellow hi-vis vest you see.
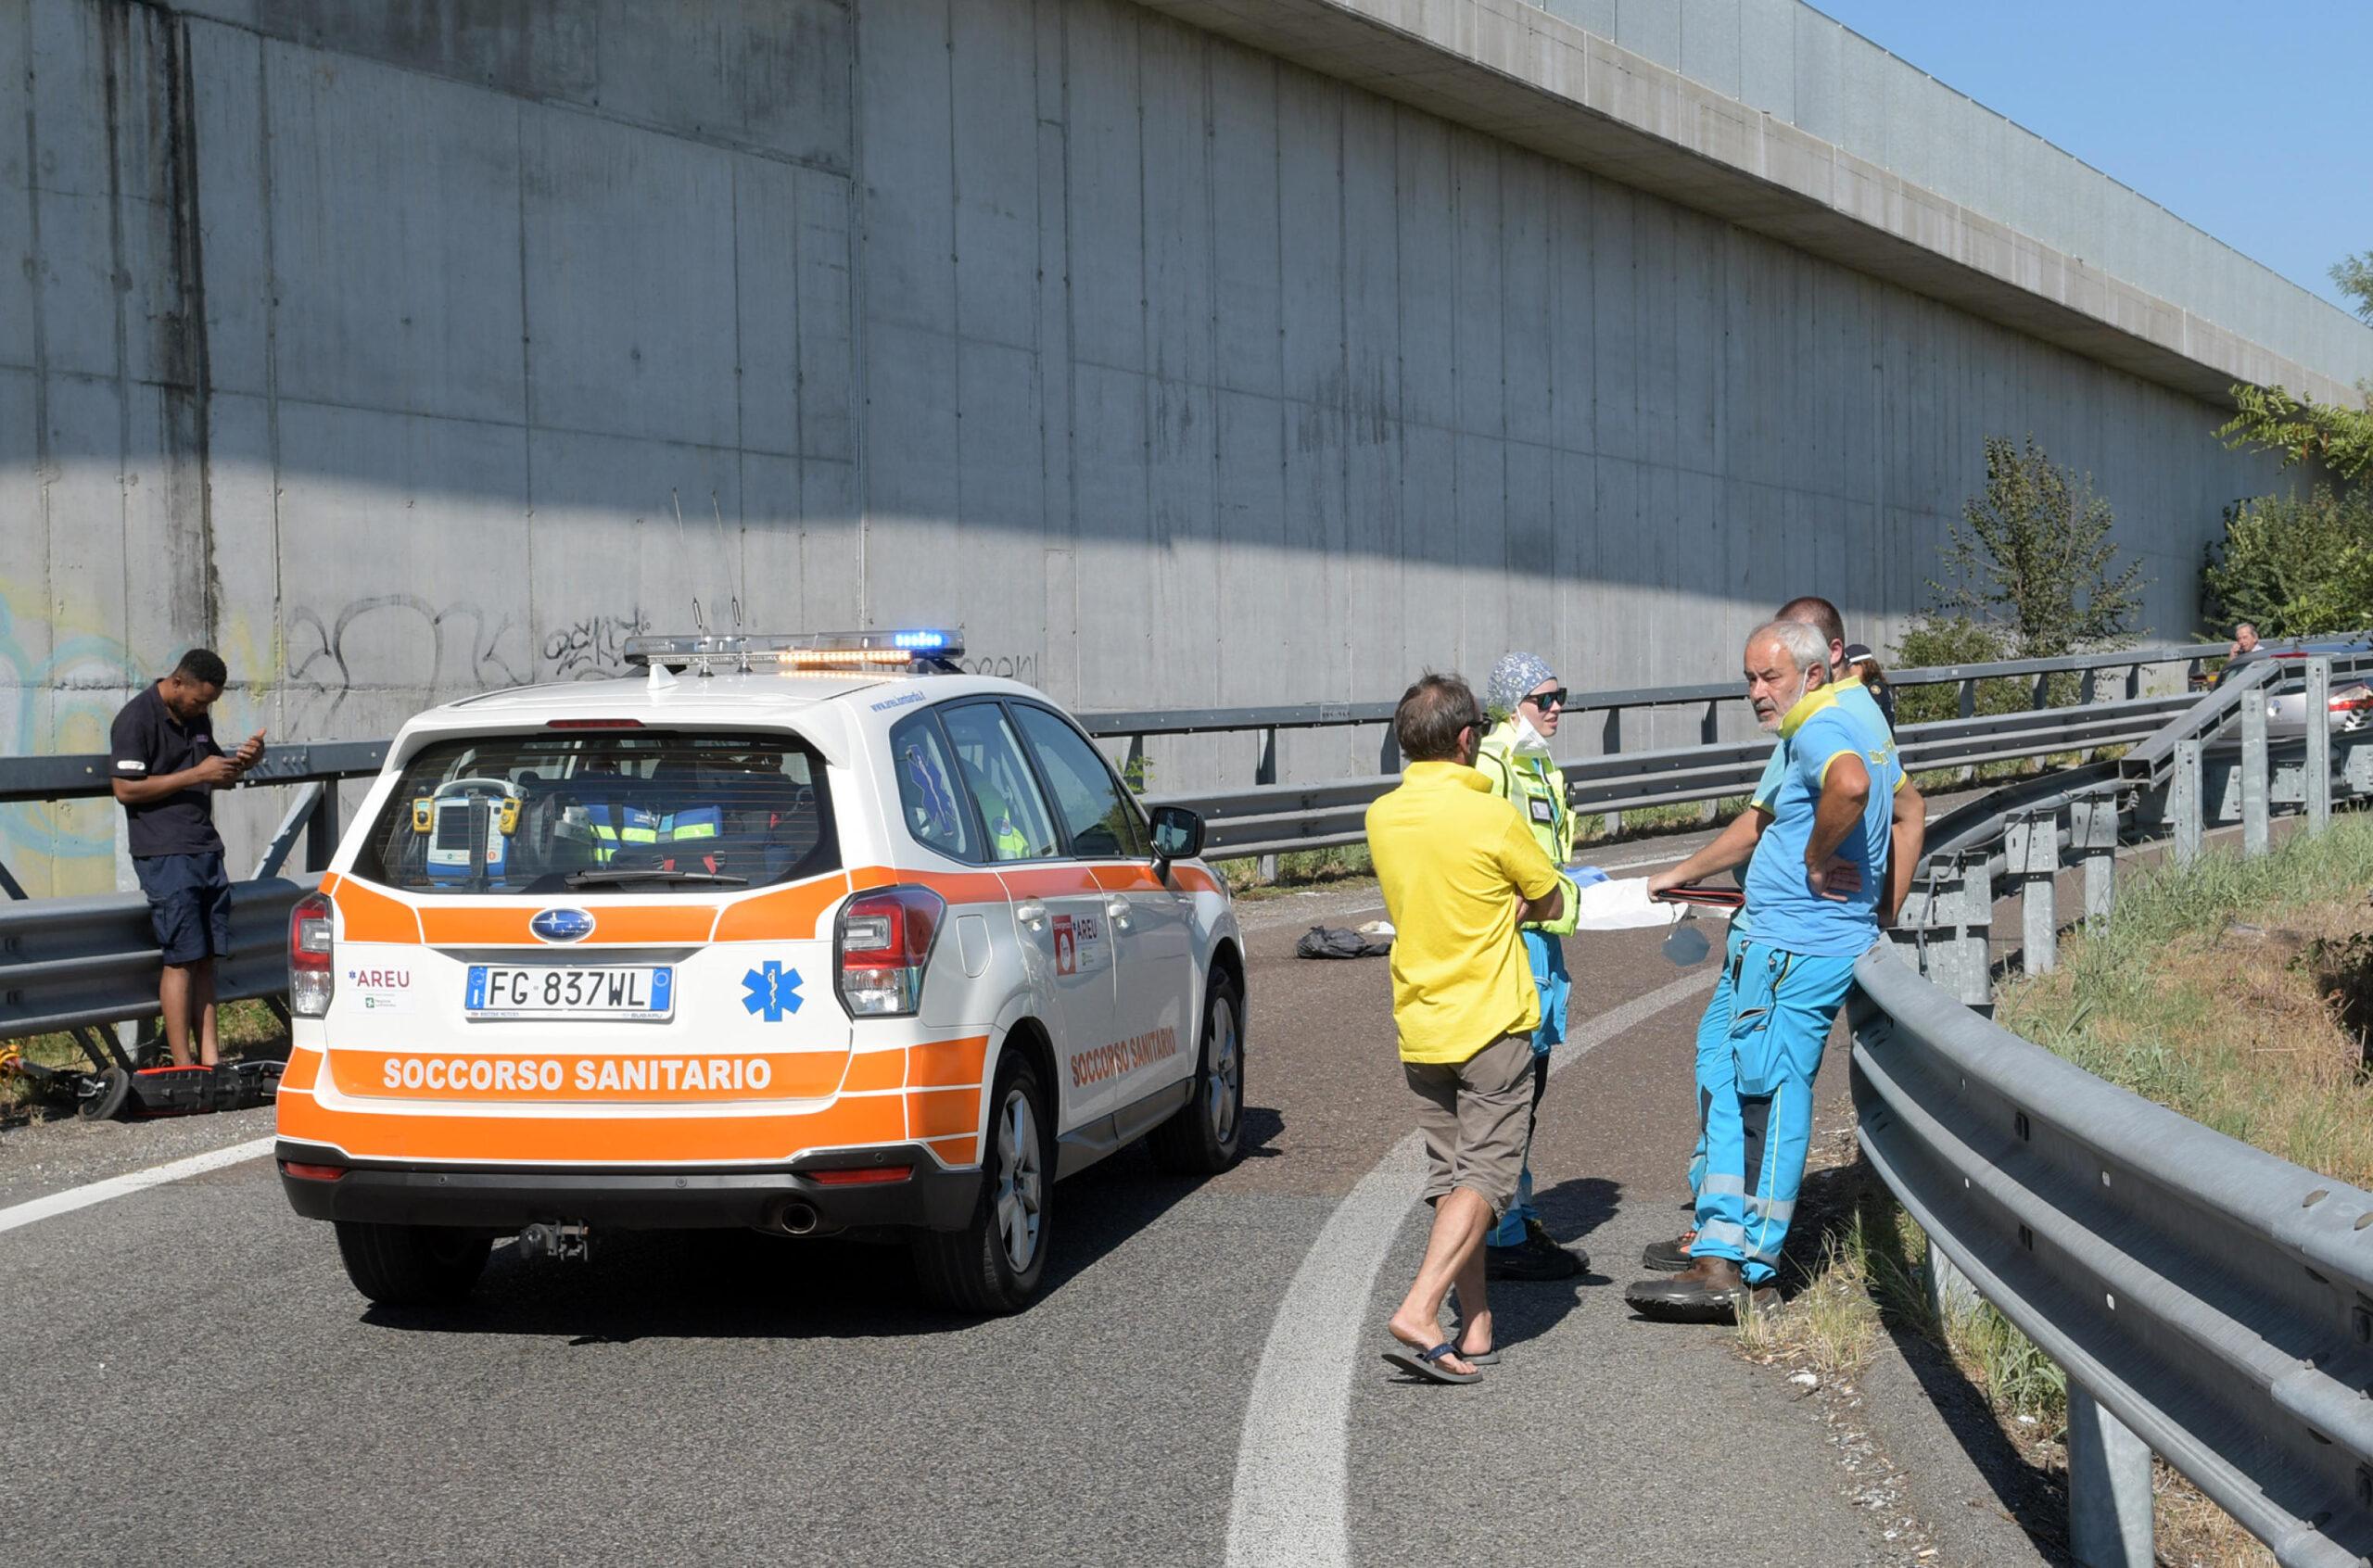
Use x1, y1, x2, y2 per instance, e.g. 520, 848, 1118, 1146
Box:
1477, 720, 1580, 936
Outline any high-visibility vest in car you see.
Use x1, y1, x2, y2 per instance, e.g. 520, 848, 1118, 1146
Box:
587, 803, 661, 864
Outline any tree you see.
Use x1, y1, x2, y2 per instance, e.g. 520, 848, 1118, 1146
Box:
2335, 251, 2373, 324
2215, 249, 2373, 483
2200, 486, 2373, 638
2218, 384, 2373, 484
1928, 435, 2149, 659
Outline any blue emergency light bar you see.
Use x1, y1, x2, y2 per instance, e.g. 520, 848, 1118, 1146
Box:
622, 629, 965, 675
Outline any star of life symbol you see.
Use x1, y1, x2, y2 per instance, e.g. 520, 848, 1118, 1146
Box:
741, 961, 804, 1022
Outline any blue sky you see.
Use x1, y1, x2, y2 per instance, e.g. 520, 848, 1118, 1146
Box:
1808, 1, 2370, 322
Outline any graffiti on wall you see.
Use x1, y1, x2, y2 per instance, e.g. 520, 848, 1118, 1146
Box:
283, 595, 535, 719
958, 651, 1039, 685
542, 612, 650, 680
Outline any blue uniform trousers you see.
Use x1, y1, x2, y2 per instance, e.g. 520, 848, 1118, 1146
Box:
1690, 938, 1859, 1284
1487, 929, 1568, 1248
1684, 923, 1753, 1200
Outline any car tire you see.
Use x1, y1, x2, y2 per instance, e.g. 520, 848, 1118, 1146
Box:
334, 1220, 492, 1307
1148, 971, 1244, 1177
910, 1052, 1053, 1316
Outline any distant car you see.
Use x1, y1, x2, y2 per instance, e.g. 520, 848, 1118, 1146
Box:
2209, 638, 2373, 737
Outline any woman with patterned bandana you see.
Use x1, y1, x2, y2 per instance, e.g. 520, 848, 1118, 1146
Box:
1473, 651, 1590, 1283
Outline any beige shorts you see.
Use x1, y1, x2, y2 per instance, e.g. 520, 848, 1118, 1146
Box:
1402, 1032, 1534, 1219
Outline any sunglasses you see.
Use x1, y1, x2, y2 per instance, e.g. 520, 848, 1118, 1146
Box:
1522, 689, 1567, 711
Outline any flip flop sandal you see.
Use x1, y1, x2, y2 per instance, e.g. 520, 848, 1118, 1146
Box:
1457, 1345, 1501, 1366
1381, 1341, 1483, 1384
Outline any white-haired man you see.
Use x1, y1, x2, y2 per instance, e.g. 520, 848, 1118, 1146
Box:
1627, 620, 1922, 1320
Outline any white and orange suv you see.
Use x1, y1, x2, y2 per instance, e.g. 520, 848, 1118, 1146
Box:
274, 631, 1245, 1314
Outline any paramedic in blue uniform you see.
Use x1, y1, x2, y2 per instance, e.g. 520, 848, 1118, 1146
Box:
108, 650, 264, 1069
1627, 619, 1920, 1320
1635, 596, 1905, 1272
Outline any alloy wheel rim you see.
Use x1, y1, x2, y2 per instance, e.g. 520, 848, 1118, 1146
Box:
994, 1089, 1043, 1271
1206, 1000, 1240, 1145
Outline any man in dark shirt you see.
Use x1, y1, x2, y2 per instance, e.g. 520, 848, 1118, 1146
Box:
108, 650, 265, 1068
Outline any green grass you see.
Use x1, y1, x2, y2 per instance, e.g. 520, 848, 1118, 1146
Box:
1214, 842, 1375, 897
1994, 814, 2373, 1188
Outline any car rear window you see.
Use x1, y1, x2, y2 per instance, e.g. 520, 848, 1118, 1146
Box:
349, 730, 838, 896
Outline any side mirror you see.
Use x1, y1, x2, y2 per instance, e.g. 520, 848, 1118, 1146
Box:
1148, 805, 1204, 875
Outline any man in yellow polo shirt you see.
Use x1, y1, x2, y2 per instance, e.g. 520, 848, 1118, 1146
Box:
1366, 673, 1572, 1384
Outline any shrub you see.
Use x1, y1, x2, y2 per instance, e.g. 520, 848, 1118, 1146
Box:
2200, 485, 2373, 639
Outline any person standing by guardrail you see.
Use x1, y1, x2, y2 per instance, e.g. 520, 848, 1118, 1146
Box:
1842, 643, 1897, 736
1474, 651, 1588, 1283
1366, 673, 1572, 1383
108, 649, 264, 1069
1638, 595, 1891, 1272
1628, 620, 1916, 1322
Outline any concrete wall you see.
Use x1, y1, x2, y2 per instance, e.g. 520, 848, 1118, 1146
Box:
0, 0, 2300, 891
1531, 0, 2373, 387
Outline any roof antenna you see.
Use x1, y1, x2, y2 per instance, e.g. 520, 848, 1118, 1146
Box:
711, 491, 748, 671
671, 489, 713, 675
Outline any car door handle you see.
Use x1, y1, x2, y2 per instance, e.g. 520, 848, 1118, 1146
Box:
1015, 901, 1047, 928
1104, 896, 1132, 927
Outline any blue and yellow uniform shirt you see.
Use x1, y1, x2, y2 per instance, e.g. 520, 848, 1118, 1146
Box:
1742, 679, 1901, 956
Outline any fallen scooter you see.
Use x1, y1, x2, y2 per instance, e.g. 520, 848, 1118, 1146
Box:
2, 1029, 280, 1120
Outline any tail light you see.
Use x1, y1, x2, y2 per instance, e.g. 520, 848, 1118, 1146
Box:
2329, 687, 2373, 713
837, 887, 945, 1017
289, 891, 335, 1018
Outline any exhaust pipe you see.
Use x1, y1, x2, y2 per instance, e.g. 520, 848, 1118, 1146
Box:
775, 1200, 821, 1236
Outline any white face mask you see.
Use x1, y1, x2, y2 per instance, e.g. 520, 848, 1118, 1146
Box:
1512, 713, 1552, 754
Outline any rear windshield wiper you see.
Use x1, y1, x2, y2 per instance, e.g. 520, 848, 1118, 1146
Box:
563, 869, 750, 888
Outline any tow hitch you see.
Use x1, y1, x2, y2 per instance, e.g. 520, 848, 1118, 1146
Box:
515, 1222, 593, 1262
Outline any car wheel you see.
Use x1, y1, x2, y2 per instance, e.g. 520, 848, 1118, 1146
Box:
1148, 971, 1244, 1176
334, 1220, 492, 1307
910, 1052, 1053, 1315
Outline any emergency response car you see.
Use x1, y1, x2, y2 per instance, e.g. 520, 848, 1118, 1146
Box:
273, 631, 1246, 1314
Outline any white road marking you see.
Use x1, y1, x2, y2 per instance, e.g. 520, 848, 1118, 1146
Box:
0, 1136, 275, 1236
1223, 964, 1722, 1568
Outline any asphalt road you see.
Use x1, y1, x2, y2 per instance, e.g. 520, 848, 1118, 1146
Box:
0, 825, 2000, 1568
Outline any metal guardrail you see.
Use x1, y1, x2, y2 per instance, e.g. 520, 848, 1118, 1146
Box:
1157, 690, 2197, 863
0, 641, 2244, 1043
0, 637, 2231, 897
0, 875, 316, 1041
1859, 653, 2373, 1563
1851, 957, 2373, 1568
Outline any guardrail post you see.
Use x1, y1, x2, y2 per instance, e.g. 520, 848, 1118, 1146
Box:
1699, 701, 1719, 822
2066, 1383, 2154, 1567
2172, 740, 2202, 866
2307, 656, 2332, 835
2125, 664, 2139, 701
1959, 677, 1975, 719
1920, 854, 1993, 1005
2032, 672, 2049, 711
2079, 667, 2096, 705
1602, 709, 1623, 838
2241, 686, 2269, 857
306, 781, 339, 872
1255, 727, 1279, 883
1924, 1239, 1978, 1323
2070, 791, 2119, 930
2008, 808, 2059, 975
